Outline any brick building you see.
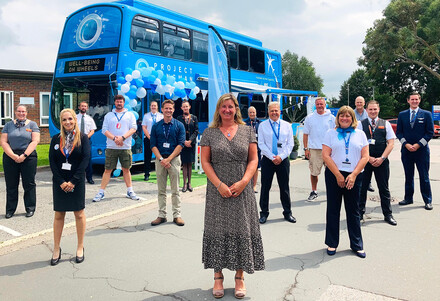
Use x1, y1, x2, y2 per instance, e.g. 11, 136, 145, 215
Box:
0, 69, 53, 144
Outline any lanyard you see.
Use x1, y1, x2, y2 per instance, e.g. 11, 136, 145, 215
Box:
368, 125, 374, 137
114, 112, 126, 122
343, 132, 352, 162
152, 113, 156, 124
270, 121, 280, 141
162, 122, 172, 142
60, 138, 75, 161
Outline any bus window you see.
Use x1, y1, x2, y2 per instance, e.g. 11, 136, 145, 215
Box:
238, 94, 249, 118
238, 45, 249, 71
226, 41, 238, 69
130, 15, 161, 55
163, 23, 191, 60
249, 48, 265, 74
193, 31, 208, 64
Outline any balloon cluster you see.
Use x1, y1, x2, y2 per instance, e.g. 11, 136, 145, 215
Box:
117, 67, 200, 102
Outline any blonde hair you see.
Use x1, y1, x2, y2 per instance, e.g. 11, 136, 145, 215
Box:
210, 93, 245, 128
335, 106, 358, 128
60, 109, 81, 147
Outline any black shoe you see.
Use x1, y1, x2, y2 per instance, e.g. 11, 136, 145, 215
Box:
5, 212, 13, 219
425, 203, 433, 210
259, 216, 267, 224
187, 185, 193, 192
182, 185, 187, 192
327, 248, 336, 256
144, 175, 149, 181
51, 248, 61, 266
354, 250, 366, 259
87, 179, 95, 184
367, 184, 375, 192
76, 248, 84, 264
399, 199, 413, 206
384, 215, 397, 226
284, 214, 297, 223
25, 211, 34, 218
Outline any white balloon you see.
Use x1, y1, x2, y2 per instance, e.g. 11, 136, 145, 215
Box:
176, 81, 185, 90
132, 69, 141, 79
130, 99, 138, 108
125, 74, 133, 82
136, 87, 147, 98
154, 78, 161, 85
193, 86, 200, 94
164, 84, 172, 93
121, 83, 130, 93
156, 85, 165, 95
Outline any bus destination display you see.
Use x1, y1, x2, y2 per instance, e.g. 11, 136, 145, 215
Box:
65, 58, 106, 73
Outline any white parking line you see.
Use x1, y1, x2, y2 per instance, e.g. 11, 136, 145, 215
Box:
0, 225, 23, 237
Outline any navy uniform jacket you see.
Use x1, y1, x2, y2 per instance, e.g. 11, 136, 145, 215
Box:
396, 108, 433, 149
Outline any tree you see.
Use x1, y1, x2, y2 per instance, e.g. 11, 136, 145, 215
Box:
282, 50, 324, 122
360, 0, 440, 113
336, 69, 375, 108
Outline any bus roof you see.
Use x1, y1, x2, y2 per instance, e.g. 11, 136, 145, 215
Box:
116, 0, 263, 47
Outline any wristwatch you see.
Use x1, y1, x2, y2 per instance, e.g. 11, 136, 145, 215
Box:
122, 136, 126, 141
381, 156, 386, 161
23, 153, 28, 158
113, 136, 117, 141
303, 147, 309, 151
159, 157, 164, 161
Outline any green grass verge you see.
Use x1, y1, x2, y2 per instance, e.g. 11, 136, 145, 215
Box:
131, 170, 207, 188
0, 144, 50, 172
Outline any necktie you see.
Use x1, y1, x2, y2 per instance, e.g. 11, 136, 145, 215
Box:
152, 114, 156, 125
81, 115, 85, 133
272, 121, 278, 156
371, 118, 376, 130
410, 110, 416, 127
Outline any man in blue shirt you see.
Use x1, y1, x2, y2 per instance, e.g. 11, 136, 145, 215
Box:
150, 99, 186, 226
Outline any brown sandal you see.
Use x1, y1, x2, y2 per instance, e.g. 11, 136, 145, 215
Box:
234, 276, 246, 299
213, 275, 224, 299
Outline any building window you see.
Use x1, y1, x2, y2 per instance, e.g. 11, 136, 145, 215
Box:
40, 92, 50, 126
0, 91, 13, 126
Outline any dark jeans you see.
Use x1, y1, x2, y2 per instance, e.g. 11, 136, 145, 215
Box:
325, 168, 363, 251
259, 156, 292, 218
3, 152, 37, 214
359, 160, 392, 217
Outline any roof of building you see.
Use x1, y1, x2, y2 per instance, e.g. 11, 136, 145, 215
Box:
0, 69, 53, 80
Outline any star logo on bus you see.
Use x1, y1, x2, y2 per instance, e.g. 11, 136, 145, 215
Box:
267, 54, 275, 73
105, 57, 115, 70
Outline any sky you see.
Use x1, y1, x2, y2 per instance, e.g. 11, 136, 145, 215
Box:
0, 0, 390, 98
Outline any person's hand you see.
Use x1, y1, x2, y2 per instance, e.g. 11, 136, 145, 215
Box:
161, 158, 171, 169
217, 182, 232, 198
229, 180, 246, 197
371, 157, 383, 167
114, 136, 124, 146
405, 143, 419, 152
15, 154, 25, 163
272, 155, 282, 165
63, 181, 75, 193
336, 172, 346, 188
304, 149, 310, 159
345, 173, 357, 190
184, 140, 192, 148
60, 182, 68, 191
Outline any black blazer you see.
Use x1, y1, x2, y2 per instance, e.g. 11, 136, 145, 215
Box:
177, 114, 199, 146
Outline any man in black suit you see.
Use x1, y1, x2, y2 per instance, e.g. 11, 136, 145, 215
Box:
396, 92, 434, 210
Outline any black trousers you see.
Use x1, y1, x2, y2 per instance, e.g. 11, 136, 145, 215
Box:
86, 139, 93, 181
325, 168, 363, 251
259, 156, 292, 218
3, 152, 37, 214
401, 147, 432, 204
144, 137, 152, 176
359, 159, 392, 217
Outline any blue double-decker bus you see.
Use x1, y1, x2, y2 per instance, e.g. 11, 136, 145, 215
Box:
50, 0, 317, 166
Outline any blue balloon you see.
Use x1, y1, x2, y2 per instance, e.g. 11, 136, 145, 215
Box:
124, 95, 130, 102
189, 91, 197, 100
157, 70, 164, 79
113, 169, 121, 177
166, 76, 175, 85
151, 70, 158, 78
124, 68, 133, 76
117, 83, 122, 90
135, 79, 144, 87
189, 82, 196, 89
147, 75, 157, 84
165, 92, 173, 99
124, 101, 131, 108
117, 76, 126, 84
130, 85, 137, 91
131, 138, 135, 146
184, 81, 191, 89
141, 68, 152, 77
126, 91, 136, 99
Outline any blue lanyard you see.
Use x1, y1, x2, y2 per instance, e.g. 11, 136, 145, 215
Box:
162, 122, 172, 142
114, 112, 126, 122
343, 132, 352, 162
270, 121, 280, 140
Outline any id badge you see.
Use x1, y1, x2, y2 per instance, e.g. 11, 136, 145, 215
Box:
368, 139, 376, 145
163, 142, 170, 148
255, 133, 258, 138
277, 142, 283, 148
62, 162, 72, 170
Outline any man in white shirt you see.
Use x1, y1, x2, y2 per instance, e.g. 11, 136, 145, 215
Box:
358, 100, 397, 225
93, 95, 139, 202
303, 97, 335, 201
258, 102, 296, 224
142, 100, 163, 181
77, 101, 97, 184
